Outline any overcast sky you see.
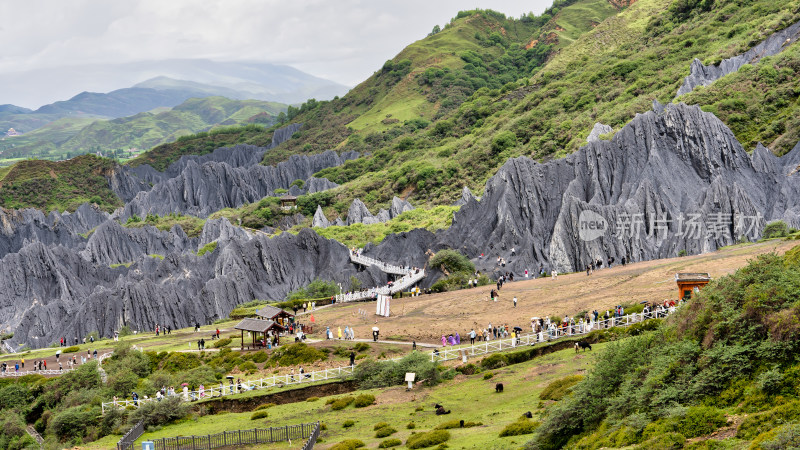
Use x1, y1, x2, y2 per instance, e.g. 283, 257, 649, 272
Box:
0, 0, 555, 108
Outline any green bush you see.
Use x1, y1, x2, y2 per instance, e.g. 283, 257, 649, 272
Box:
378, 438, 402, 448
354, 393, 376, 407
374, 422, 390, 430
329, 439, 365, 450
481, 354, 507, 369
407, 422, 417, 429
763, 220, 790, 239
130, 397, 191, 429
434, 419, 482, 429
245, 351, 269, 363
160, 352, 202, 372
353, 342, 371, 352
197, 241, 218, 256
499, 418, 538, 437
267, 343, 327, 367
751, 423, 800, 450
48, 406, 100, 439
255, 403, 276, 411
539, 375, 583, 401
483, 371, 494, 379
375, 426, 397, 438
331, 397, 354, 410
251, 410, 269, 420
354, 352, 441, 389
307, 396, 319, 402
63, 346, 80, 353
406, 430, 450, 448
430, 249, 474, 274
343, 420, 355, 428
635, 432, 686, 450
238, 361, 258, 374
738, 400, 800, 439
286, 279, 340, 302
212, 337, 232, 348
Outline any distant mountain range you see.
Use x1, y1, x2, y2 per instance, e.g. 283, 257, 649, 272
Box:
0, 97, 286, 162
1, 59, 349, 111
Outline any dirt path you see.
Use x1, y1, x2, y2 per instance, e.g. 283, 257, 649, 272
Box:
309, 241, 797, 345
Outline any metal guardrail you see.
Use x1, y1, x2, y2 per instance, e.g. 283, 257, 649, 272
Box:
0, 351, 112, 377
429, 308, 677, 362
151, 422, 318, 450
117, 420, 144, 450
103, 365, 355, 413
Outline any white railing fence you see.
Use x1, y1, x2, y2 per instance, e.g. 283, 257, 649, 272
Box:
102, 364, 355, 413
336, 269, 425, 303
429, 308, 676, 362
0, 351, 112, 378
349, 252, 409, 275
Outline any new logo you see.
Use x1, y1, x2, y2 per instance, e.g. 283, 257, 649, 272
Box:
578, 210, 607, 241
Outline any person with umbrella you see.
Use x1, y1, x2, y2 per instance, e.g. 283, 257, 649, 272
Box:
227, 376, 235, 394
513, 326, 523, 345
372, 325, 380, 342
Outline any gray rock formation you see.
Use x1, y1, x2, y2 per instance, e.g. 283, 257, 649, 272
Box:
0, 203, 109, 259
109, 123, 303, 202
390, 197, 414, 217
676, 20, 800, 97
122, 150, 357, 219
453, 187, 478, 207
2, 225, 387, 349
586, 123, 613, 143
424, 102, 800, 277
312, 205, 331, 228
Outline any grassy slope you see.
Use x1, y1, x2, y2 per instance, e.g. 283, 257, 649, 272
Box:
0, 97, 286, 165
0, 154, 122, 212
680, 42, 800, 156
83, 343, 604, 450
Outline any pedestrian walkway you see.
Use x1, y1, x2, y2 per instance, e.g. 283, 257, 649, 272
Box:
336, 250, 426, 302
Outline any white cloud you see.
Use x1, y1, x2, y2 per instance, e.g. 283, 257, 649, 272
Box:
0, 0, 555, 107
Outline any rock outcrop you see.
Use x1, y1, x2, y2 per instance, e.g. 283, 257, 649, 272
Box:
453, 187, 478, 207
586, 123, 613, 143
122, 150, 357, 219
312, 205, 331, 228
426, 102, 800, 276
676, 20, 800, 97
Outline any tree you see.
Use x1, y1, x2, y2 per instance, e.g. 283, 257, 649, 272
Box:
429, 24, 441, 36
763, 220, 790, 239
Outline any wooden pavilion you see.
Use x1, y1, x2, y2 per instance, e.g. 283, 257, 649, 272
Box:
279, 194, 298, 210
234, 318, 286, 349
675, 272, 711, 300
255, 305, 294, 328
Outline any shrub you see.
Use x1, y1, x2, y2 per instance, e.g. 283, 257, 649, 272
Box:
407, 422, 417, 429
343, 420, 355, 428
48, 406, 100, 439
212, 338, 232, 348
434, 420, 481, 429
354, 393, 376, 407
251, 410, 269, 420
130, 397, 190, 429
499, 418, 538, 437
406, 430, 450, 448
255, 403, 276, 410
375, 426, 397, 438
430, 249, 474, 274
267, 343, 327, 367
353, 342, 371, 352
160, 352, 202, 372
481, 353, 507, 369
329, 439, 365, 450
354, 352, 441, 389
379, 438, 402, 448
307, 396, 320, 402
63, 346, 80, 353
197, 241, 218, 256
539, 375, 583, 401
331, 397, 354, 410
483, 372, 495, 379
374, 422, 390, 431
635, 431, 686, 449
238, 361, 258, 374
751, 423, 800, 450
738, 400, 800, 439
763, 220, 790, 239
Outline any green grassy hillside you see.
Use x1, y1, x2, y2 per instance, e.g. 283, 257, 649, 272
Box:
0, 97, 285, 165
0, 154, 122, 212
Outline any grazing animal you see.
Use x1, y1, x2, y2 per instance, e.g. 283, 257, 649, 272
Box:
436, 406, 451, 415
523, 411, 533, 419
434, 403, 443, 410
495, 383, 504, 393
575, 341, 592, 353
459, 419, 465, 428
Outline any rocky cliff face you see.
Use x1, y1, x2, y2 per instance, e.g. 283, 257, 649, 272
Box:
314, 197, 415, 228
676, 20, 800, 97
121, 150, 357, 219
1, 220, 387, 349
425, 102, 800, 277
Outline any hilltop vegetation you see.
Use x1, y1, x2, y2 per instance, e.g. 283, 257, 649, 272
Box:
0, 97, 285, 165
531, 245, 800, 449
0, 155, 122, 212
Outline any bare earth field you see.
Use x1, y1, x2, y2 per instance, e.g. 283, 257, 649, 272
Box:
312, 240, 799, 345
